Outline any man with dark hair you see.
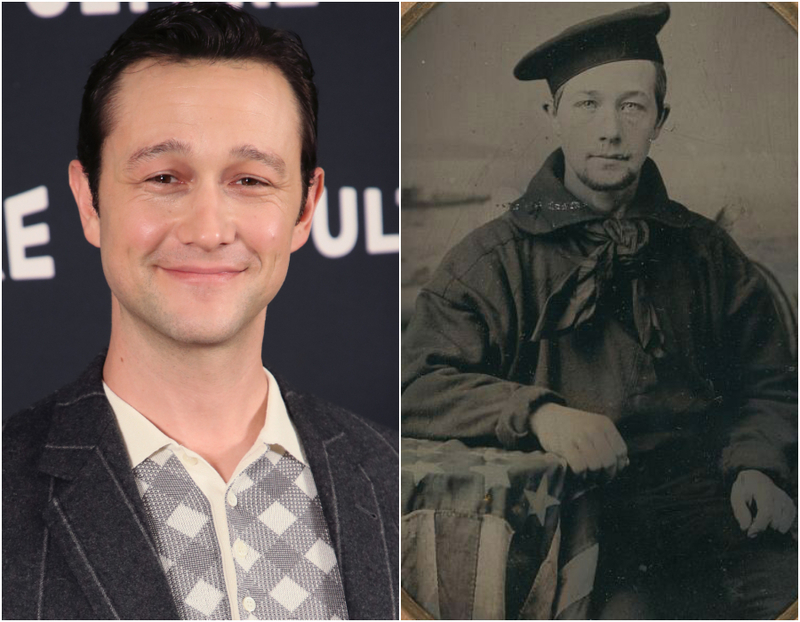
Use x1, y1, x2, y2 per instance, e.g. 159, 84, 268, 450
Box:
3, 4, 397, 619
402, 3, 796, 618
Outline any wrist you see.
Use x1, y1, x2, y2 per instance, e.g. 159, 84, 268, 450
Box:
529, 401, 558, 437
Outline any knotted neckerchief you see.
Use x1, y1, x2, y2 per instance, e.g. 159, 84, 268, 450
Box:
531, 218, 666, 358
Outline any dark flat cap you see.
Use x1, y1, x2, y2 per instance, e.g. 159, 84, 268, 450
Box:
514, 3, 670, 94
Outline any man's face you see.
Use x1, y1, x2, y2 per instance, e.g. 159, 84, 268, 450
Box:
70, 59, 322, 346
550, 60, 664, 193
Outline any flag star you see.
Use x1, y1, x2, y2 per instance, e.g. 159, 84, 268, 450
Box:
402, 460, 444, 485
469, 463, 511, 493
525, 474, 560, 526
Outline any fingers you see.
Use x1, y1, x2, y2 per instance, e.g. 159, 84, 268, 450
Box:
567, 431, 626, 480
730, 479, 753, 531
747, 487, 775, 537
604, 426, 629, 474
605, 425, 628, 461
589, 434, 619, 479
580, 437, 604, 472
564, 444, 588, 477
773, 493, 796, 534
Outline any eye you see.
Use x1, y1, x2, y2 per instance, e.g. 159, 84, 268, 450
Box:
621, 102, 645, 112
576, 100, 597, 110
147, 173, 179, 184
234, 177, 269, 187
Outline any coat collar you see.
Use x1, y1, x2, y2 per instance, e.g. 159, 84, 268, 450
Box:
508, 149, 696, 235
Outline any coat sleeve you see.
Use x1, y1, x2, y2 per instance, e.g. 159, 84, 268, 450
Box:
713, 231, 797, 491
401, 224, 565, 449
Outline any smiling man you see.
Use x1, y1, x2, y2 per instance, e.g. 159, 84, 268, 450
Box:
3, 4, 397, 620
402, 3, 796, 618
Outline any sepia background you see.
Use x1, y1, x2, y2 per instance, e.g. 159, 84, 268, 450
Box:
401, 2, 797, 330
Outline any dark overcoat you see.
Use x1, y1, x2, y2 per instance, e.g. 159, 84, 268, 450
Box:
402, 150, 796, 491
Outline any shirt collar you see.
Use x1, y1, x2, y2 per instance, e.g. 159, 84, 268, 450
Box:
507, 149, 695, 235
104, 367, 307, 470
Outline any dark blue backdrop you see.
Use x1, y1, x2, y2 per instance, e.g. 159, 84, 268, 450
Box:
2, 2, 399, 427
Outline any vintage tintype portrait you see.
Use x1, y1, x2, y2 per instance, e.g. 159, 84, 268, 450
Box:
401, 3, 797, 619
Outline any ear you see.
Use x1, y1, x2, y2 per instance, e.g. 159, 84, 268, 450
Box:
543, 100, 561, 137
68, 160, 101, 248
290, 167, 324, 253
652, 104, 670, 141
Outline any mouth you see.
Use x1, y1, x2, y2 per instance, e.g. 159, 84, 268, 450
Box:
590, 154, 630, 161
158, 265, 245, 282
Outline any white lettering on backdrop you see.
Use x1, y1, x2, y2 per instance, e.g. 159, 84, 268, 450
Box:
312, 187, 399, 258
26, 2, 318, 18
3, 186, 55, 281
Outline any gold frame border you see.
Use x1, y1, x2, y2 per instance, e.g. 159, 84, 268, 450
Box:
399, 2, 798, 620
401, 3, 798, 35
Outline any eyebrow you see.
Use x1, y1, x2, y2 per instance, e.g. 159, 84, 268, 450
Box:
229, 144, 287, 177
124, 139, 192, 172
123, 140, 288, 178
570, 90, 650, 99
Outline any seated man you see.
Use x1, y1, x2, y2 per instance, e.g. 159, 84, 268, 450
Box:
402, 3, 796, 618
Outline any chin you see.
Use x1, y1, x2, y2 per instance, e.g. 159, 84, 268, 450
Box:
579, 168, 638, 192
144, 309, 252, 347
163, 324, 243, 347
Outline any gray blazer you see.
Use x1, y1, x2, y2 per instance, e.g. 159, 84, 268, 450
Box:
3, 353, 398, 620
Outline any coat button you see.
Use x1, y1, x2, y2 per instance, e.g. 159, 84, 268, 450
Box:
227, 492, 238, 507
243, 597, 256, 612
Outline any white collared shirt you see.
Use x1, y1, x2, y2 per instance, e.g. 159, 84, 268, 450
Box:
103, 368, 308, 620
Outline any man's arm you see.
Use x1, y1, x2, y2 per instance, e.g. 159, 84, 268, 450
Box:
713, 231, 797, 535
401, 222, 628, 478
402, 222, 562, 449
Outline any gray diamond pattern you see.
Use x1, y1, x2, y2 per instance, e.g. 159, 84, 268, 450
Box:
134, 449, 231, 619
133, 446, 348, 620
229, 448, 349, 619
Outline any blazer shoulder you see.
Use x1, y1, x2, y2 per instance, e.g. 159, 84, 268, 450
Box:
3, 352, 108, 467
3, 387, 63, 465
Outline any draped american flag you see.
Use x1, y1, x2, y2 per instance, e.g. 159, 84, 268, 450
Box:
401, 437, 600, 619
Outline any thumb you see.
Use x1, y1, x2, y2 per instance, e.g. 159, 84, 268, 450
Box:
730, 482, 753, 531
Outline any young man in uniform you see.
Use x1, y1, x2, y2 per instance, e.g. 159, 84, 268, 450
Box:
402, 3, 796, 617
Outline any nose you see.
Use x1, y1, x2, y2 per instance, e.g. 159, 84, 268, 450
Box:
597, 106, 622, 143
175, 182, 236, 250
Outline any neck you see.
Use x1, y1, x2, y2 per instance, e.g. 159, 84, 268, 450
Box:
563, 164, 639, 217
103, 298, 269, 482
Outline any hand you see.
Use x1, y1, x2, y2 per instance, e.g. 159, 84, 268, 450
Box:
529, 403, 628, 479
730, 469, 796, 537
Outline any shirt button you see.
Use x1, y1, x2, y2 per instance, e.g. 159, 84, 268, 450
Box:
234, 541, 248, 558
243, 597, 256, 612
227, 491, 238, 507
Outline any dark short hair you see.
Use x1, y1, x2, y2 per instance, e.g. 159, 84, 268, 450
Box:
553, 61, 668, 122
77, 2, 318, 213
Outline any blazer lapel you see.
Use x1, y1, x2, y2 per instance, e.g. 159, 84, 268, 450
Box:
38, 363, 177, 620
280, 385, 399, 620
